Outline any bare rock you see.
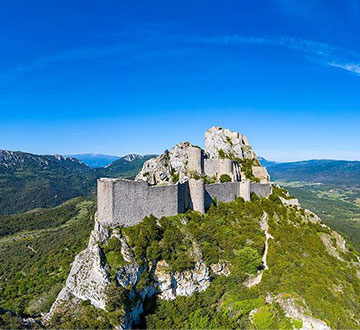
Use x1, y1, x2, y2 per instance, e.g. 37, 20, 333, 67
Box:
48, 244, 110, 315
275, 294, 331, 330
135, 142, 196, 185
154, 261, 211, 300
204, 126, 255, 160
279, 196, 300, 207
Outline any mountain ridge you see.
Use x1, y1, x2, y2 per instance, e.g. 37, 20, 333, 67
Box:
0, 150, 155, 215
262, 158, 360, 186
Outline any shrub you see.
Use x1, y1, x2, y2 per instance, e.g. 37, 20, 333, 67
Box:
218, 149, 227, 159
220, 174, 232, 183
252, 306, 277, 329
234, 247, 262, 274
105, 283, 130, 312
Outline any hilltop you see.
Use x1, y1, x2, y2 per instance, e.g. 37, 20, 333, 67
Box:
1, 130, 360, 329
35, 127, 360, 329
0, 151, 154, 215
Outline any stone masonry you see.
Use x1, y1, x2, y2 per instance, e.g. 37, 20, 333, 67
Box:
97, 127, 272, 227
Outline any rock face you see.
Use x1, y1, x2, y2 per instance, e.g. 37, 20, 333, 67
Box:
136, 127, 270, 186
50, 244, 110, 311
252, 166, 270, 183
154, 261, 212, 300
204, 126, 255, 160
136, 142, 197, 185
0, 149, 88, 170
275, 294, 331, 330
47, 213, 231, 328
279, 196, 300, 207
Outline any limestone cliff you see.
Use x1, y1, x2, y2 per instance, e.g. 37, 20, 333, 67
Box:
136, 126, 270, 185
45, 214, 231, 328
204, 126, 254, 160
135, 142, 198, 185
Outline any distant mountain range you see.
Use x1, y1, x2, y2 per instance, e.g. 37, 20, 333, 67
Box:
257, 156, 279, 168
0, 150, 155, 215
66, 153, 120, 168
260, 158, 360, 187
1, 150, 359, 215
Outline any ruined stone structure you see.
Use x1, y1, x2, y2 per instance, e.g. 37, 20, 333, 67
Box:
98, 127, 272, 227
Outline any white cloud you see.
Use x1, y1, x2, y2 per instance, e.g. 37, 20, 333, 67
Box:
328, 62, 360, 74
188, 34, 360, 76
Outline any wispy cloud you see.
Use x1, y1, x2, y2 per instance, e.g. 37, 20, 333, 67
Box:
328, 62, 360, 74
187, 34, 360, 76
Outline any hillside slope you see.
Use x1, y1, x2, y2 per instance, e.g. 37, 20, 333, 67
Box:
260, 158, 360, 251
265, 159, 360, 187
0, 151, 154, 215
43, 188, 360, 329
0, 198, 95, 319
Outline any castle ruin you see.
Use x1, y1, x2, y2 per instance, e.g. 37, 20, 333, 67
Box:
97, 127, 272, 227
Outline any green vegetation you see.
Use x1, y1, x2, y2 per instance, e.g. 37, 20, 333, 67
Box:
123, 215, 195, 272
0, 198, 82, 238
2, 181, 360, 329
0, 199, 95, 316
138, 191, 360, 328
220, 174, 232, 183
277, 181, 360, 250
0, 151, 154, 215
237, 158, 260, 181
218, 148, 227, 159
217, 149, 261, 181
170, 168, 179, 183
266, 159, 360, 187
50, 300, 115, 329
103, 237, 125, 270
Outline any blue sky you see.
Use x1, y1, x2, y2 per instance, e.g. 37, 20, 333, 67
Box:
1, 0, 359, 161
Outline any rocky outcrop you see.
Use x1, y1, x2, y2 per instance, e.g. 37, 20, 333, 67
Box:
154, 261, 211, 300
252, 166, 270, 183
275, 294, 331, 330
210, 261, 231, 276
136, 127, 270, 186
204, 126, 255, 160
51, 244, 110, 311
279, 196, 300, 207
135, 142, 197, 185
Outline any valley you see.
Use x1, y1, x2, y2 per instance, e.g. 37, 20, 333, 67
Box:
275, 181, 360, 250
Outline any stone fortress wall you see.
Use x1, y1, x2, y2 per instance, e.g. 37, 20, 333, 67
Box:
97, 177, 266, 227
97, 127, 272, 228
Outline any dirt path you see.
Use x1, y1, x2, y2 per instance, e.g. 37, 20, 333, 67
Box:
245, 212, 273, 288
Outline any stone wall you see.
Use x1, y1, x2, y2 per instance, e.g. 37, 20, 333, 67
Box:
204, 158, 240, 181
204, 182, 240, 209
188, 147, 204, 174
98, 179, 185, 227
250, 182, 272, 197
97, 178, 272, 228
189, 179, 205, 213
